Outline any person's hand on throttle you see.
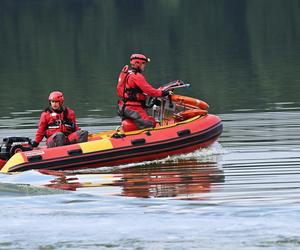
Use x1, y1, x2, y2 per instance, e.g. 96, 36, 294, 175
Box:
162, 90, 173, 96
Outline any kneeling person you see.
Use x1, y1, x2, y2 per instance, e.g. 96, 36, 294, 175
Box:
117, 53, 172, 131
32, 91, 88, 148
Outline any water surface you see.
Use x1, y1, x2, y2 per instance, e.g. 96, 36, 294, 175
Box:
1, 1, 300, 249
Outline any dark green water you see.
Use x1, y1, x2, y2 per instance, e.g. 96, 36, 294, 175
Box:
1, 1, 300, 249
1, 0, 300, 118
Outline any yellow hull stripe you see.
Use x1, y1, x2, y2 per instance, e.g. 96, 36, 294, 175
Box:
0, 153, 25, 173
80, 139, 113, 154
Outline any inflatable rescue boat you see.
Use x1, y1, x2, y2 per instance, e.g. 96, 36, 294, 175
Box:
0, 81, 222, 173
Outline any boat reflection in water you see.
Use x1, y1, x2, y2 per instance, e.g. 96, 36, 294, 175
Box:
41, 159, 224, 200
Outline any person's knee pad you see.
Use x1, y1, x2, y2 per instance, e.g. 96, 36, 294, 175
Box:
77, 130, 88, 142
68, 130, 89, 144
47, 132, 66, 148
54, 132, 65, 140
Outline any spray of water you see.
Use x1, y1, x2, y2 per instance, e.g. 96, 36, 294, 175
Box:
68, 142, 226, 174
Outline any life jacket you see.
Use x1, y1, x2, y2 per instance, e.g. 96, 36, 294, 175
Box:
116, 65, 143, 103
45, 107, 75, 137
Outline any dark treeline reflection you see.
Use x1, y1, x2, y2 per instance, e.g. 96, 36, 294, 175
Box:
0, 0, 299, 117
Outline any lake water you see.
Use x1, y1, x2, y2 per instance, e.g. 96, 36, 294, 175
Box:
1, 1, 300, 249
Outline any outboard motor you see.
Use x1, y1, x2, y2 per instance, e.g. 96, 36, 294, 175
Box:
0, 137, 33, 160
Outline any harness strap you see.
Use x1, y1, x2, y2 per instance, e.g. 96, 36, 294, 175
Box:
45, 107, 74, 129
120, 71, 145, 118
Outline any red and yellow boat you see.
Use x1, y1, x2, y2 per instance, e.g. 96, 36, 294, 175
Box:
0, 82, 222, 173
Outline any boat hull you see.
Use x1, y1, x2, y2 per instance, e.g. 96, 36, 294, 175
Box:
1, 114, 222, 173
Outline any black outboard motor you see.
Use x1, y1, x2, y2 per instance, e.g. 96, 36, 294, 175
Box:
0, 137, 33, 160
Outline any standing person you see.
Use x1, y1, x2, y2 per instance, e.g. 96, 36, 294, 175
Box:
31, 91, 88, 148
117, 53, 172, 130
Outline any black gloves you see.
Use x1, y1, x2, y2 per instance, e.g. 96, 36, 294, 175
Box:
31, 140, 39, 147
162, 90, 173, 97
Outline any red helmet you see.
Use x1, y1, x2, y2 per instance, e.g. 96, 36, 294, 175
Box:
48, 91, 64, 105
130, 54, 150, 68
